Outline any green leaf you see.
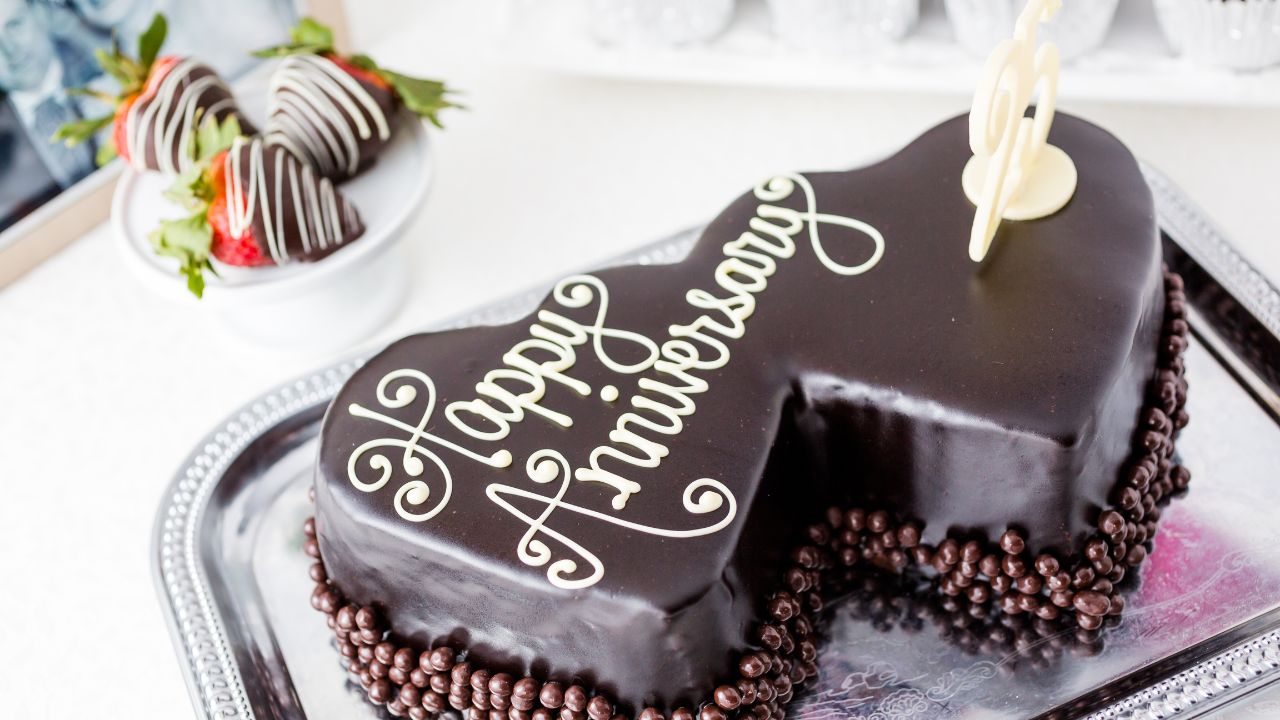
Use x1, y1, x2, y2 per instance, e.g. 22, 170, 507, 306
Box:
96, 138, 118, 166
137, 14, 168, 71
51, 114, 113, 146
193, 114, 241, 162
380, 70, 461, 127
290, 17, 334, 48
150, 212, 214, 298
252, 16, 334, 58
163, 165, 211, 210
94, 47, 133, 85
251, 41, 329, 58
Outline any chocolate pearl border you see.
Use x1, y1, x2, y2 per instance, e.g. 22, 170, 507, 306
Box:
303, 271, 1190, 719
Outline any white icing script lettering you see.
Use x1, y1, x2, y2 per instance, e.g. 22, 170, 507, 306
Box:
487, 450, 737, 590
346, 172, 885, 589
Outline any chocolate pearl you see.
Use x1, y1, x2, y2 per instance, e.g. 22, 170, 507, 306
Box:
867, 510, 889, 533
967, 582, 991, 604
410, 668, 429, 688
586, 697, 613, 720
430, 673, 450, 694
513, 678, 540, 700
1108, 563, 1127, 583
960, 540, 981, 564
979, 554, 1002, 578
1001, 554, 1026, 578
470, 670, 492, 693
1084, 539, 1108, 563
1036, 604, 1060, 621
844, 508, 866, 531
699, 706, 726, 720
756, 678, 776, 703
1126, 544, 1148, 566
309, 561, 328, 583
1091, 578, 1114, 595
389, 666, 408, 685
392, 647, 415, 671
714, 685, 742, 710
1033, 554, 1059, 578
911, 545, 933, 566
409, 707, 428, 720
564, 685, 588, 713
739, 651, 767, 678
451, 661, 473, 688
758, 623, 783, 650
1077, 612, 1103, 630
512, 696, 536, 713
448, 688, 471, 710
355, 607, 379, 630
807, 523, 831, 545
940, 577, 961, 596
398, 684, 422, 707
671, 709, 695, 720
897, 523, 921, 548
539, 682, 565, 709
1108, 593, 1126, 616
1172, 465, 1191, 490
1050, 589, 1074, 608
998, 593, 1023, 615
429, 647, 456, 672
358, 645, 375, 663
1015, 574, 1042, 595
998, 530, 1025, 555
358, 628, 380, 645
369, 679, 392, 703
991, 574, 1013, 594
736, 679, 757, 704
1072, 566, 1096, 589
1073, 590, 1110, 616
937, 539, 960, 566
1094, 555, 1115, 576
388, 699, 408, 717
422, 691, 446, 713
638, 710, 665, 720
1018, 593, 1041, 613
336, 605, 357, 630
767, 596, 794, 622
374, 642, 395, 666
487, 673, 513, 697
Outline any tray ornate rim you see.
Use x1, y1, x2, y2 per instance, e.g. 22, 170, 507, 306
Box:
152, 166, 1280, 720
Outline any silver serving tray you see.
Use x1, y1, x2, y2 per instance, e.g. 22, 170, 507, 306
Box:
153, 167, 1280, 720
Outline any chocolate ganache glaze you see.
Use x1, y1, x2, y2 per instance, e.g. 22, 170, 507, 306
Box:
315, 112, 1164, 708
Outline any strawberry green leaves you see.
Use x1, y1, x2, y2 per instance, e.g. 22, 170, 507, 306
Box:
137, 14, 168, 71
349, 55, 460, 128
55, 12, 169, 159
50, 115, 112, 147
151, 114, 243, 298
253, 17, 337, 58
150, 213, 216, 298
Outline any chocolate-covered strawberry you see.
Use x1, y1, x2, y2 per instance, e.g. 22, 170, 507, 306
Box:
151, 117, 365, 298
254, 17, 457, 179
54, 14, 254, 174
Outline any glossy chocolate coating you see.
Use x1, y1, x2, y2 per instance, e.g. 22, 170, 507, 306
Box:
314, 113, 1163, 708
226, 138, 365, 263
131, 61, 254, 173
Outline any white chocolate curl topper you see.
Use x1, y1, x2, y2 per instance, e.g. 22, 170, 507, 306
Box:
962, 0, 1078, 263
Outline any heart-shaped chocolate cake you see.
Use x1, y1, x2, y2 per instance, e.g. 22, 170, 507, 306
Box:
306, 112, 1190, 716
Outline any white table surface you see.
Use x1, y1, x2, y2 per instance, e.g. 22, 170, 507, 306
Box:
1, 2, 1278, 718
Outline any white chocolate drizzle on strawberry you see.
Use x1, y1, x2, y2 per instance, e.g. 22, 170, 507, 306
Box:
265, 54, 391, 179
123, 58, 238, 175
225, 136, 363, 265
